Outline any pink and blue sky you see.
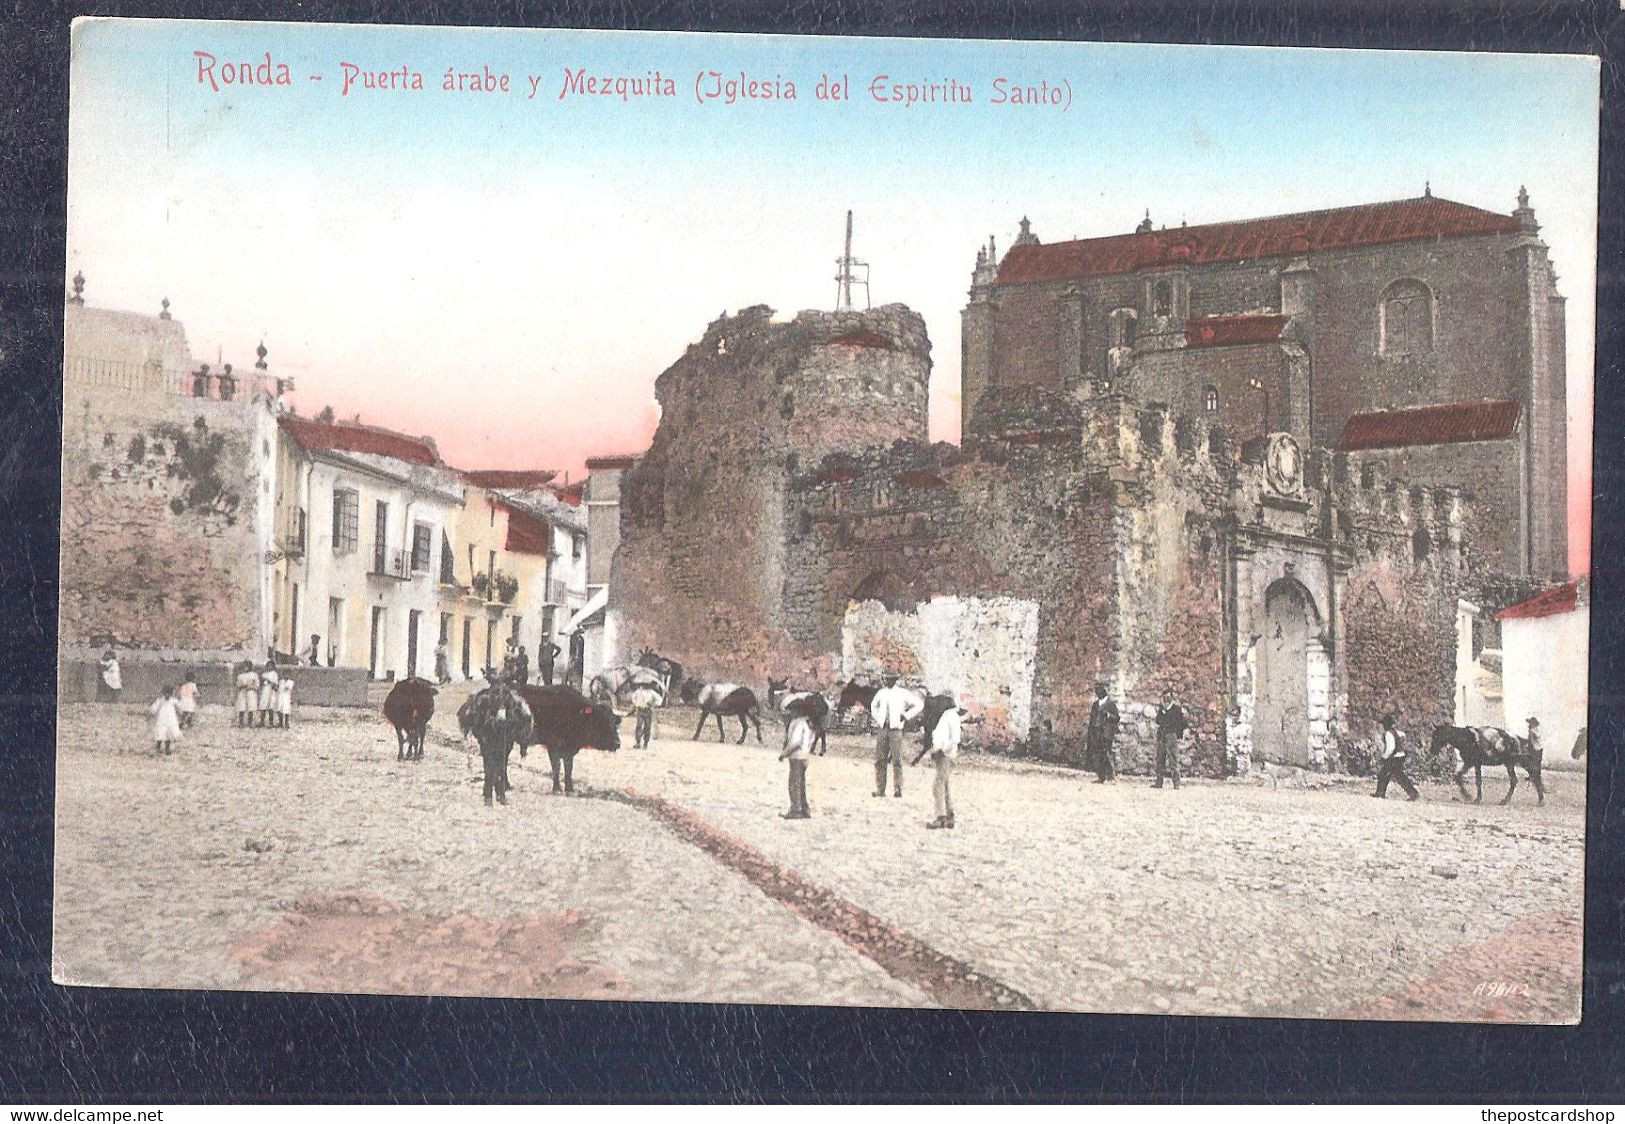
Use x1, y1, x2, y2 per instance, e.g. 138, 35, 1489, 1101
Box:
67, 20, 1599, 571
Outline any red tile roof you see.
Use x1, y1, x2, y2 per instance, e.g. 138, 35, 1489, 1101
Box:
1496, 579, 1580, 621
1185, 313, 1291, 348
278, 415, 440, 466
499, 500, 553, 556
1338, 400, 1521, 452
996, 196, 1520, 285
460, 468, 559, 488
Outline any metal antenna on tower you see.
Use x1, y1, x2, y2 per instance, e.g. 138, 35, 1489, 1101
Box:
834, 210, 870, 311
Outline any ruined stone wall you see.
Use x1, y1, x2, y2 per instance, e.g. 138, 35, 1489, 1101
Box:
610, 304, 930, 683
1332, 462, 1467, 776
59, 392, 271, 661
789, 388, 1466, 776
1348, 439, 1525, 576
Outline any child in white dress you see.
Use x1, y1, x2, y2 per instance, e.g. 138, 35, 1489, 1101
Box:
234, 663, 260, 727
257, 662, 280, 728
149, 686, 182, 754
277, 675, 294, 729
175, 672, 198, 729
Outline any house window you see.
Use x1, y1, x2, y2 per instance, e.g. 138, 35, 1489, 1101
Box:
572, 533, 585, 563
1109, 308, 1138, 349
411, 522, 433, 572
440, 531, 456, 584
332, 488, 359, 554
374, 501, 389, 572
1204, 386, 1219, 413
1381, 279, 1434, 356
1150, 279, 1174, 317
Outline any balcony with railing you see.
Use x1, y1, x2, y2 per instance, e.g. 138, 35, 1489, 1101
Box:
369, 547, 411, 581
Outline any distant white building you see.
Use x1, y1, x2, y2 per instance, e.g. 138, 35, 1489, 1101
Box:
1496, 577, 1589, 771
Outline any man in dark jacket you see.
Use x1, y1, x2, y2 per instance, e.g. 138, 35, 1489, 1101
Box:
1085, 682, 1120, 783
538, 639, 562, 686
1153, 689, 1188, 789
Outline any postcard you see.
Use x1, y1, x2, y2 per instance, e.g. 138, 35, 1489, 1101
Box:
55, 18, 1597, 1021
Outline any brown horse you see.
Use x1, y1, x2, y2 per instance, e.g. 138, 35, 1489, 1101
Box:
1430, 724, 1545, 806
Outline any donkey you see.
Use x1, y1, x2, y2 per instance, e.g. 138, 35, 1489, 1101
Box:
588, 664, 665, 707
835, 680, 880, 730
1430, 723, 1545, 806
681, 679, 764, 744
767, 678, 831, 756
635, 648, 684, 700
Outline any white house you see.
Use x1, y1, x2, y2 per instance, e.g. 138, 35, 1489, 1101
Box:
1496, 577, 1589, 771
273, 416, 463, 681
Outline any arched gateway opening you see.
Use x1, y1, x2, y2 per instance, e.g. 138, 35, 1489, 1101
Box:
1254, 578, 1329, 767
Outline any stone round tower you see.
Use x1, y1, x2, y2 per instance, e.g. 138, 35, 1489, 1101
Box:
610, 303, 931, 682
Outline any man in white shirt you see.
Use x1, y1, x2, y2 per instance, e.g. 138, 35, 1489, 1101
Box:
869, 673, 924, 798
779, 714, 816, 819
1372, 711, 1420, 801
919, 703, 964, 829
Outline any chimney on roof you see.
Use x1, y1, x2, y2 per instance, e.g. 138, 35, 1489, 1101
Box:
1014, 216, 1039, 247
1135, 210, 1153, 235
1424, 181, 1432, 199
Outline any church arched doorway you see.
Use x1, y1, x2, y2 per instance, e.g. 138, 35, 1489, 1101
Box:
1254, 578, 1327, 767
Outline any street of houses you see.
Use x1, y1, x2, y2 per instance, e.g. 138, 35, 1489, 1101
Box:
60, 287, 635, 694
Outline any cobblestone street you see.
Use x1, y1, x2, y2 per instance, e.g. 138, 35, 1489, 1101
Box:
53, 699, 1584, 1021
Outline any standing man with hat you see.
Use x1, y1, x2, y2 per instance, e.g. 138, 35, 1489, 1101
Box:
1372, 711, 1420, 801
869, 673, 923, 798
1085, 681, 1121, 783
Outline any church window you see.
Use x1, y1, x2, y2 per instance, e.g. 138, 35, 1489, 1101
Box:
1150, 279, 1174, 317
1203, 385, 1219, 413
1109, 308, 1138, 349
1380, 279, 1434, 356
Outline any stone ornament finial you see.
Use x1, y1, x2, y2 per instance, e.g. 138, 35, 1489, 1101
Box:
159, 297, 171, 321
1423, 181, 1432, 199
255, 340, 269, 370
1518, 185, 1530, 210
68, 271, 85, 305
1135, 209, 1153, 235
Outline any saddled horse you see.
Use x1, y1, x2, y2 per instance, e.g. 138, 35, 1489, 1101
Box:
681, 679, 764, 744
635, 648, 684, 701
767, 678, 831, 755
588, 664, 666, 707
1430, 724, 1546, 806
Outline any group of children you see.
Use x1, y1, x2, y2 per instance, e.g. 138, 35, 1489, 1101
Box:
139, 661, 295, 755
233, 661, 295, 729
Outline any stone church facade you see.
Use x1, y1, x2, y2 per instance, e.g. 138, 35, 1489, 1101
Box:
962, 191, 1567, 580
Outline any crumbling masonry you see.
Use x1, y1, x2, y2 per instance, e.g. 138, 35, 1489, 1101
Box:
610, 305, 1469, 775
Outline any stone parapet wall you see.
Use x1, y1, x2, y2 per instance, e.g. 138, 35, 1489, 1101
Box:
60, 660, 369, 708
